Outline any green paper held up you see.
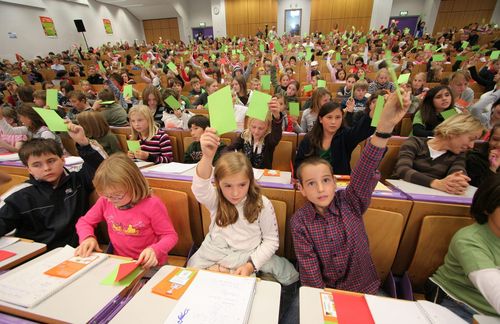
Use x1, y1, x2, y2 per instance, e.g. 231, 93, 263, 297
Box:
317, 80, 326, 88
13, 76, 25, 85
101, 264, 142, 286
165, 95, 181, 110
461, 41, 469, 49
440, 108, 458, 120
33, 108, 68, 132
303, 84, 313, 92
289, 102, 300, 117
207, 86, 237, 135
371, 96, 385, 127
397, 73, 411, 85
260, 75, 271, 91
123, 84, 133, 99
432, 54, 445, 62
246, 91, 272, 121
127, 140, 141, 152
274, 40, 284, 53
46, 89, 58, 110
167, 62, 177, 72
490, 50, 500, 60
98, 61, 106, 73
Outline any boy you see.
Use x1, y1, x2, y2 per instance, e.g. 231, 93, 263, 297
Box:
188, 77, 204, 100
66, 90, 92, 122
341, 80, 369, 112
0, 122, 105, 250
290, 90, 411, 294
183, 115, 225, 164
169, 78, 192, 109
94, 88, 128, 127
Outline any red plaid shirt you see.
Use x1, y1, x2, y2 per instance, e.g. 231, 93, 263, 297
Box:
291, 141, 384, 294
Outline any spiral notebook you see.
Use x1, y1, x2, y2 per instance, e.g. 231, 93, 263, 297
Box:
0, 245, 108, 308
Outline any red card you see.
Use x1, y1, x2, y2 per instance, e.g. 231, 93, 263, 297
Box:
455, 98, 469, 108
115, 262, 139, 282
0, 250, 16, 261
332, 291, 375, 324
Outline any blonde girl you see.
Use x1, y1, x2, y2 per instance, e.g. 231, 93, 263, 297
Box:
128, 105, 173, 163
225, 99, 283, 169
408, 72, 429, 113
76, 111, 121, 156
368, 68, 396, 94
75, 154, 178, 268
187, 130, 298, 285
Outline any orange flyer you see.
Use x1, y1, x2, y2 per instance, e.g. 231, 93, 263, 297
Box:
44, 255, 98, 278
263, 169, 281, 176
152, 268, 198, 300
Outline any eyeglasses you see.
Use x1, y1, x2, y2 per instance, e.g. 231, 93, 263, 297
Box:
100, 192, 126, 201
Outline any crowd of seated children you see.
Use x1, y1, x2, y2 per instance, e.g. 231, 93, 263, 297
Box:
128, 104, 173, 164
94, 88, 128, 127
193, 78, 219, 108
429, 176, 500, 321
368, 68, 396, 94
341, 80, 369, 113
394, 114, 485, 194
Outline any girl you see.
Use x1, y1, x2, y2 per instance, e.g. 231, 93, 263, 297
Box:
448, 71, 475, 110
412, 85, 456, 137
128, 105, 173, 164
368, 68, 396, 94
162, 89, 193, 130
276, 93, 302, 134
187, 129, 298, 285
193, 78, 218, 109
0, 106, 26, 153
466, 123, 499, 187
337, 74, 358, 98
225, 99, 283, 169
294, 100, 375, 175
76, 111, 121, 156
301, 87, 331, 132
231, 75, 249, 106
141, 85, 165, 125
75, 154, 178, 269
408, 72, 428, 114
395, 114, 484, 194
429, 176, 500, 320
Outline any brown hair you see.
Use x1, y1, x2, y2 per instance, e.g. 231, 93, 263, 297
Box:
19, 138, 63, 166
18, 104, 46, 132
297, 156, 334, 184
93, 153, 151, 205
213, 152, 263, 227
142, 85, 162, 104
311, 87, 332, 113
76, 111, 110, 139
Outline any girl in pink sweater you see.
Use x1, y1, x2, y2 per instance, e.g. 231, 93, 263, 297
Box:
75, 154, 178, 268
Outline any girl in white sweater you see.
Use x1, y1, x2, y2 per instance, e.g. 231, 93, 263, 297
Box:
187, 128, 298, 285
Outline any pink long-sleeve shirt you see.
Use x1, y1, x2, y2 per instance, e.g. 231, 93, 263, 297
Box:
76, 195, 178, 265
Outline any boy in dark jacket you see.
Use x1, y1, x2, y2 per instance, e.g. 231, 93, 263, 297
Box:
184, 115, 225, 164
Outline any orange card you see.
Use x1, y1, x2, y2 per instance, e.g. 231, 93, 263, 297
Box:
0, 250, 16, 261
45, 255, 98, 278
263, 169, 281, 177
455, 98, 469, 108
152, 268, 198, 300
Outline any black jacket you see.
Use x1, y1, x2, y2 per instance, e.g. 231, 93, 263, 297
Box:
0, 144, 104, 250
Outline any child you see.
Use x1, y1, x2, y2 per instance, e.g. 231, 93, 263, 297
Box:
76, 111, 121, 156
0, 122, 105, 249
66, 90, 92, 122
408, 72, 428, 114
295, 100, 375, 175
188, 77, 204, 100
412, 85, 456, 137
162, 89, 193, 130
33, 90, 47, 108
194, 78, 219, 109
94, 88, 128, 127
0, 106, 26, 153
187, 129, 298, 285
80, 80, 97, 102
276, 93, 302, 134
75, 154, 178, 268
341, 80, 369, 112
128, 105, 173, 164
183, 115, 226, 164
142, 85, 165, 125
225, 99, 283, 169
337, 74, 358, 98
169, 78, 192, 109
231, 75, 249, 106
368, 68, 396, 94
301, 88, 332, 132
291, 90, 411, 293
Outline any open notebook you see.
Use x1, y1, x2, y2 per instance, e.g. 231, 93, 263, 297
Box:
0, 245, 107, 308
164, 270, 256, 324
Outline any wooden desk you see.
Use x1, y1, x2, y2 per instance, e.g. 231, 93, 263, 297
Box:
0, 240, 46, 270
0, 249, 144, 324
110, 266, 282, 324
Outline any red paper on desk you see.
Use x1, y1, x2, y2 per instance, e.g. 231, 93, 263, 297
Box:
0, 250, 16, 261
332, 291, 375, 324
115, 262, 139, 282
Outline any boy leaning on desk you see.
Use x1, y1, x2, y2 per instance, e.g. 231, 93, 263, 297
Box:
0, 120, 105, 250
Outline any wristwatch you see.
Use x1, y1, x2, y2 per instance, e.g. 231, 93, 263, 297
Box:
248, 258, 258, 274
374, 131, 392, 138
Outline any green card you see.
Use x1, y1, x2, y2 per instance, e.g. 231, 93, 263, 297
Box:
471, 45, 480, 51
184, 66, 190, 74
413, 40, 418, 47
424, 44, 432, 51
144, 61, 151, 69
167, 62, 177, 72
259, 43, 265, 52
100, 264, 142, 286
246, 91, 272, 121
289, 102, 300, 117
432, 54, 445, 62
384, 51, 403, 107
211, 54, 216, 61
440, 108, 458, 120
456, 56, 466, 61
348, 39, 353, 46
239, 53, 245, 61
303, 84, 313, 92
98, 61, 106, 73
335, 52, 341, 61
490, 50, 500, 60
431, 45, 438, 52
317, 80, 326, 88
13, 76, 25, 85
134, 59, 143, 66
359, 37, 366, 44
397, 73, 411, 84
100, 101, 115, 105
461, 41, 469, 49
274, 40, 284, 53
47, 89, 58, 110
127, 140, 141, 152
208, 86, 237, 135
261, 75, 271, 91
165, 95, 181, 110
305, 47, 313, 61
371, 96, 385, 127
123, 84, 133, 99
33, 108, 67, 132
288, 43, 293, 50
232, 49, 236, 55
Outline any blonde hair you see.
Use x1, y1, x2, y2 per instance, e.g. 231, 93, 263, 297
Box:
93, 153, 151, 205
76, 111, 110, 139
241, 114, 272, 145
213, 152, 263, 227
128, 105, 158, 141
434, 114, 485, 138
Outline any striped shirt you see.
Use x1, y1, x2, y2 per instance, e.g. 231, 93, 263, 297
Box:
138, 129, 173, 164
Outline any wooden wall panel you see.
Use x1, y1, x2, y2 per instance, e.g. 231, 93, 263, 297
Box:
225, 0, 277, 37
433, 0, 495, 34
142, 18, 180, 43
310, 0, 373, 33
